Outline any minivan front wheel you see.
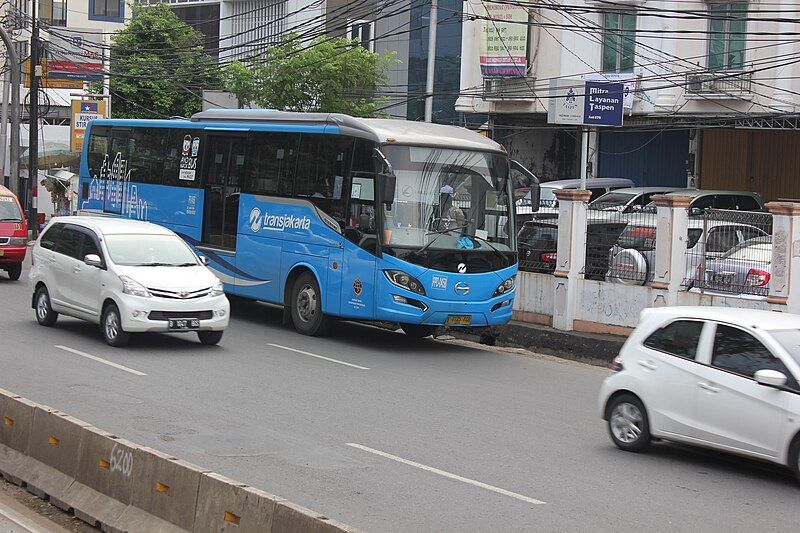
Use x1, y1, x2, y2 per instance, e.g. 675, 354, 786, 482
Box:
101, 303, 130, 347
35, 286, 58, 326
607, 394, 651, 452
6, 263, 22, 281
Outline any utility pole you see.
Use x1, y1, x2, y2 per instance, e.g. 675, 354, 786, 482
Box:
423, 0, 437, 122
0, 24, 21, 196
28, 0, 40, 237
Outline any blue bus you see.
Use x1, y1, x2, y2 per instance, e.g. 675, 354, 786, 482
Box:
78, 109, 527, 337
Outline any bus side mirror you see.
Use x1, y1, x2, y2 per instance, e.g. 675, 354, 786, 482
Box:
382, 175, 396, 208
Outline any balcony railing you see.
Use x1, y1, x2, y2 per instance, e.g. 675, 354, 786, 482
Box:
684, 70, 752, 99
483, 77, 537, 101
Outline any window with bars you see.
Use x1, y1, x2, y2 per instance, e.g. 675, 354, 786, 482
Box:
602, 12, 636, 73
708, 2, 747, 70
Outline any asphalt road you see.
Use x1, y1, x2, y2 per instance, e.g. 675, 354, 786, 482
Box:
1, 262, 799, 532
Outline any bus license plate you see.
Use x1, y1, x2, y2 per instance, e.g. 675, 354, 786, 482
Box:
168, 318, 200, 330
445, 315, 472, 326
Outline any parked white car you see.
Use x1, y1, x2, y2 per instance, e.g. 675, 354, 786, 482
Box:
29, 216, 229, 347
599, 306, 800, 480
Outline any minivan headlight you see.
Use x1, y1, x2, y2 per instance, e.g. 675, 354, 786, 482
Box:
210, 278, 224, 297
119, 275, 152, 298
493, 275, 516, 297
8, 237, 27, 246
384, 270, 426, 295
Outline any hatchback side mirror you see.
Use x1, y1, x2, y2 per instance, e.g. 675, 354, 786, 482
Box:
198, 255, 209, 266
754, 369, 787, 389
84, 254, 103, 269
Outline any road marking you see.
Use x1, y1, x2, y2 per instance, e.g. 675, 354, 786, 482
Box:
346, 443, 546, 505
55, 345, 147, 376
267, 344, 370, 370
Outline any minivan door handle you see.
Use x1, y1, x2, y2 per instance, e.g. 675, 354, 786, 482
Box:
638, 360, 657, 371
698, 382, 721, 393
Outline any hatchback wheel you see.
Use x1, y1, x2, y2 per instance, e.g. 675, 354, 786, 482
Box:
34, 286, 58, 327
101, 303, 130, 347
6, 263, 22, 281
607, 394, 651, 452
789, 437, 800, 484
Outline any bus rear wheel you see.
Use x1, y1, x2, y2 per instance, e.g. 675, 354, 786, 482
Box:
401, 324, 437, 339
290, 272, 331, 336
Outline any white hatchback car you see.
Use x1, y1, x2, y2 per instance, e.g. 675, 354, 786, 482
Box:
29, 216, 229, 347
599, 306, 800, 480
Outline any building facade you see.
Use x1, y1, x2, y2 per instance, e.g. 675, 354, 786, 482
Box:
457, 0, 800, 202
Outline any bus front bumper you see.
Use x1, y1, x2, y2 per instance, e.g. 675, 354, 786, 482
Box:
375, 290, 515, 327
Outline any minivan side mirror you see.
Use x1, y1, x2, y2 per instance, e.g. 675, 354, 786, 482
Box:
84, 254, 104, 269
198, 255, 209, 266
754, 369, 787, 389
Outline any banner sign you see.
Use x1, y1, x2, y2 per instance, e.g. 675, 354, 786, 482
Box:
547, 79, 584, 125
48, 28, 104, 81
71, 99, 106, 153
479, 2, 529, 78
582, 72, 638, 109
583, 82, 625, 127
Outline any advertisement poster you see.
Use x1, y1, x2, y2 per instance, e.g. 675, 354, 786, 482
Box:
479, 1, 529, 78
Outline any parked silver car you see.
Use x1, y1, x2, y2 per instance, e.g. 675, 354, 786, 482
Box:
516, 177, 635, 220
589, 187, 684, 214
642, 189, 765, 214
606, 218, 768, 287
692, 236, 772, 296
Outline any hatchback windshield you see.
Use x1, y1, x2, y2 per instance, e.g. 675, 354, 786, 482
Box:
0, 197, 22, 221
770, 330, 800, 368
590, 192, 635, 210
105, 234, 198, 267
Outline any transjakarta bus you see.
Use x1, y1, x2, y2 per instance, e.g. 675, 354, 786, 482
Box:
78, 109, 529, 337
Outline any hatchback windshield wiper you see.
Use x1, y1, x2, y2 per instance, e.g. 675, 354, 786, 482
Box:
132, 262, 176, 267
175, 262, 197, 267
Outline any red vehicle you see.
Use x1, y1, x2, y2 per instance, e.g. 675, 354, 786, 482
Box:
0, 185, 27, 280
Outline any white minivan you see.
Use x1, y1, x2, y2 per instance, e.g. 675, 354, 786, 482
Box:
29, 216, 229, 347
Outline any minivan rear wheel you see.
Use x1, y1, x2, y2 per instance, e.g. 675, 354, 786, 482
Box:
607, 394, 651, 452
35, 286, 58, 326
101, 303, 130, 347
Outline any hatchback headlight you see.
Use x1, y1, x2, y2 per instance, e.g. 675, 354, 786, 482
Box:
210, 278, 224, 297
384, 269, 426, 295
493, 275, 516, 297
119, 275, 152, 298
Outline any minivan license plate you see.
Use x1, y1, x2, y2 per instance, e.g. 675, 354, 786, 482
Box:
445, 315, 472, 326
168, 318, 200, 330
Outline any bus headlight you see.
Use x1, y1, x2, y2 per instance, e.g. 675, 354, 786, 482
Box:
384, 270, 426, 295
493, 275, 515, 297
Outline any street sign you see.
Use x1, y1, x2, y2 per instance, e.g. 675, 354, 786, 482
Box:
547, 79, 585, 125
70, 99, 106, 153
583, 81, 625, 127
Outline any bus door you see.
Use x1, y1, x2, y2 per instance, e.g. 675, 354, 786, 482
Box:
340, 172, 378, 319
202, 134, 246, 250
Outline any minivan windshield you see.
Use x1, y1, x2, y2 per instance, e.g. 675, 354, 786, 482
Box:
770, 330, 800, 368
0, 197, 22, 221
105, 234, 198, 267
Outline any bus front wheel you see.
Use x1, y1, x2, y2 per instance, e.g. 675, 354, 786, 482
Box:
290, 272, 331, 336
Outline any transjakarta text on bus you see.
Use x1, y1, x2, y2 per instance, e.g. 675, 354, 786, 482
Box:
78, 110, 523, 338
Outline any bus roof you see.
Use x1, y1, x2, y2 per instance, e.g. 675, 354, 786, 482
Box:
189, 109, 504, 154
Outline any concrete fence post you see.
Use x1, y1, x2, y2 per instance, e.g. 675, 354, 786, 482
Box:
650, 195, 692, 307
551, 189, 590, 331
765, 202, 800, 312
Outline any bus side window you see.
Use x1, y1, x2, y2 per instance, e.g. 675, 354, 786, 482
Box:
245, 132, 300, 197
163, 129, 202, 188
130, 128, 167, 185
87, 126, 109, 179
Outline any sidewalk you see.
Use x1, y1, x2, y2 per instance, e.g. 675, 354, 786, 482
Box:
441, 320, 626, 366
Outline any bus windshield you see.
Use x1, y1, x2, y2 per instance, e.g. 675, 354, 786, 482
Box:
380, 145, 513, 252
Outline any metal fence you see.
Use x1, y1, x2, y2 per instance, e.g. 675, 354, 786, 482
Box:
585, 204, 657, 283
688, 209, 773, 296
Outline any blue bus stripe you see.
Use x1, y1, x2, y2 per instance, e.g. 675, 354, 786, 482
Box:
175, 232, 266, 283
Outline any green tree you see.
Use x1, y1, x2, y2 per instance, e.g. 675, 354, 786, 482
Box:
109, 3, 221, 118
224, 35, 395, 117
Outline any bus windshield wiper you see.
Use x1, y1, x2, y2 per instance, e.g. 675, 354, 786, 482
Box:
468, 232, 510, 265
417, 225, 470, 255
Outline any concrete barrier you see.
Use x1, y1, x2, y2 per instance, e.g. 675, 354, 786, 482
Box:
0, 390, 358, 533
124, 446, 209, 531
65, 426, 139, 529
194, 472, 283, 532
0, 389, 36, 485
25, 406, 92, 509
